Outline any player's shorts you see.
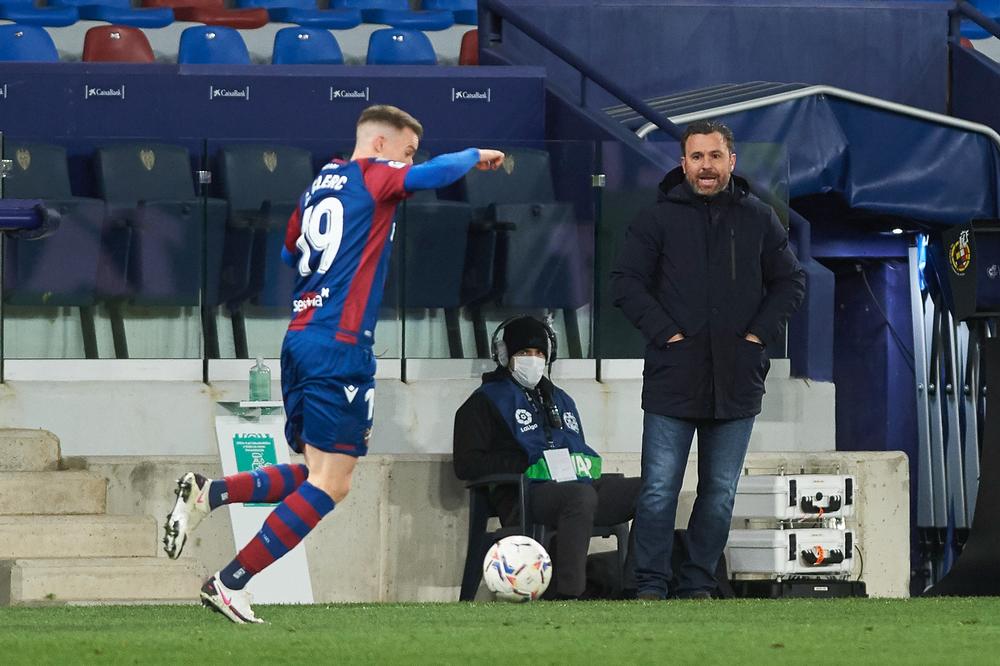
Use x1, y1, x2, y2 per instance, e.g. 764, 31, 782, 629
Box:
280, 329, 377, 457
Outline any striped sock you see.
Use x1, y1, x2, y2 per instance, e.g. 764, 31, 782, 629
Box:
219, 481, 335, 590
207, 463, 308, 510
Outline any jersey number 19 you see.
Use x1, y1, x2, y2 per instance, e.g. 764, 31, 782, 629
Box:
296, 197, 345, 277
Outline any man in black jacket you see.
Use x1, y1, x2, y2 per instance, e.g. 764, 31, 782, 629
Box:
611, 120, 806, 600
453, 315, 640, 599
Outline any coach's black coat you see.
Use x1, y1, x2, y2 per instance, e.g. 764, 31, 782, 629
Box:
611, 168, 806, 420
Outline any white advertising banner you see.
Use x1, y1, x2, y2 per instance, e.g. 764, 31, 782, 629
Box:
214, 410, 314, 604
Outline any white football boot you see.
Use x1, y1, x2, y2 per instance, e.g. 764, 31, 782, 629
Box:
162, 472, 211, 559
200, 572, 265, 624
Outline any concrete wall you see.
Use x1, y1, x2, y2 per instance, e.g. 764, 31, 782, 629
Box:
0, 358, 833, 457
86, 450, 909, 601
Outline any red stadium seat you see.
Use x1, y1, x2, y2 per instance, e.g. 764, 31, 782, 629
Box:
458, 28, 477, 65
144, 0, 269, 29
82, 25, 155, 63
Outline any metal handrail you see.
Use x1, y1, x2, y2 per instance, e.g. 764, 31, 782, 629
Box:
633, 84, 1000, 152
480, 0, 684, 141
953, 0, 1000, 41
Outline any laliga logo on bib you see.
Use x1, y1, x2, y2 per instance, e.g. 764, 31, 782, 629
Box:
563, 412, 579, 433
514, 409, 532, 426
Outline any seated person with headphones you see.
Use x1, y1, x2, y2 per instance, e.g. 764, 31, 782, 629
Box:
453, 315, 641, 600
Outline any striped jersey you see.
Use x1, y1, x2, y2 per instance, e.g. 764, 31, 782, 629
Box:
282, 157, 411, 345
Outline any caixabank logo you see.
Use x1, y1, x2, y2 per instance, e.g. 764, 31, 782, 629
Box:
209, 85, 250, 101
451, 87, 491, 102
329, 86, 370, 101
84, 85, 126, 100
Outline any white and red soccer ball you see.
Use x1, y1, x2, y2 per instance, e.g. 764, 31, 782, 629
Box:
482, 535, 552, 602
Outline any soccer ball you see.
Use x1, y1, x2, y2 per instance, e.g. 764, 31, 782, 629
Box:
482, 535, 552, 602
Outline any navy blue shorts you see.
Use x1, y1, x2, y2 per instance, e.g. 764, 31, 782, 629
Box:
280, 329, 377, 457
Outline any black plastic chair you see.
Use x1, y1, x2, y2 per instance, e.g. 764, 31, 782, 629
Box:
459, 473, 630, 601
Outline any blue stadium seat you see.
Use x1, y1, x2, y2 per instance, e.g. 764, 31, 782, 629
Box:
332, 0, 453, 31
271, 26, 344, 64
235, 0, 362, 29
422, 0, 475, 25
0, 0, 79, 28
366, 28, 437, 65
178, 25, 251, 65
0, 24, 59, 61
961, 0, 1000, 39
50, 0, 174, 29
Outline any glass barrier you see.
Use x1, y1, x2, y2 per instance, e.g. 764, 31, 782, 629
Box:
397, 140, 597, 359
0, 133, 788, 365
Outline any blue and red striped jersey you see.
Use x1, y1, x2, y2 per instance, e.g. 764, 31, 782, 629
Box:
283, 157, 411, 345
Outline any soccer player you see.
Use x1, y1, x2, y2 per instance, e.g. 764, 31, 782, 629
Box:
163, 105, 504, 624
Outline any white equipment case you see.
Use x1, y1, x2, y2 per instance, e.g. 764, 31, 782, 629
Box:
733, 474, 855, 519
726, 528, 855, 575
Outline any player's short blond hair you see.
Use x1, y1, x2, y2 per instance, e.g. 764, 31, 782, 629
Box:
356, 105, 424, 139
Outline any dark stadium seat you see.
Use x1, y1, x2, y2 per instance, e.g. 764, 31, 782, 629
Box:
145, 0, 268, 29
1, 140, 106, 358
236, 0, 362, 29
0, 24, 60, 62
177, 25, 252, 64
422, 0, 475, 25
458, 148, 589, 357
0, 0, 79, 28
458, 28, 477, 65
332, 0, 453, 30
82, 25, 155, 63
271, 26, 344, 64
459, 473, 628, 601
217, 144, 314, 356
382, 191, 477, 358
95, 142, 227, 356
50, 0, 174, 29
366, 28, 437, 65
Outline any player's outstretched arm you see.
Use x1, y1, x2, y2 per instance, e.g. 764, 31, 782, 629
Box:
403, 148, 506, 192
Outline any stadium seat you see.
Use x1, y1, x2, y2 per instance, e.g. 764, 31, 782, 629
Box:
0, 0, 79, 28
459, 148, 589, 357
271, 27, 344, 64
82, 25, 155, 63
0, 24, 59, 62
95, 142, 227, 357
216, 144, 313, 356
178, 25, 251, 65
50, 0, 174, 29
332, 0, 453, 30
458, 28, 476, 65
422, 0, 475, 25
366, 28, 437, 65
235, 0, 362, 29
145, 0, 268, 29
2, 140, 106, 358
458, 473, 629, 601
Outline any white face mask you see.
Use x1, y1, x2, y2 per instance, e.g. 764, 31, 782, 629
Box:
511, 355, 546, 389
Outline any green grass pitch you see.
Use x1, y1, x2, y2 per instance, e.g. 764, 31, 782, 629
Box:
1, 598, 997, 664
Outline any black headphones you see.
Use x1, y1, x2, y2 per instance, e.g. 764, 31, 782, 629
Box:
490, 315, 559, 367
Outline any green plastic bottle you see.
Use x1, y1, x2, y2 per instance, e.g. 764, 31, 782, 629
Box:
249, 357, 271, 402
